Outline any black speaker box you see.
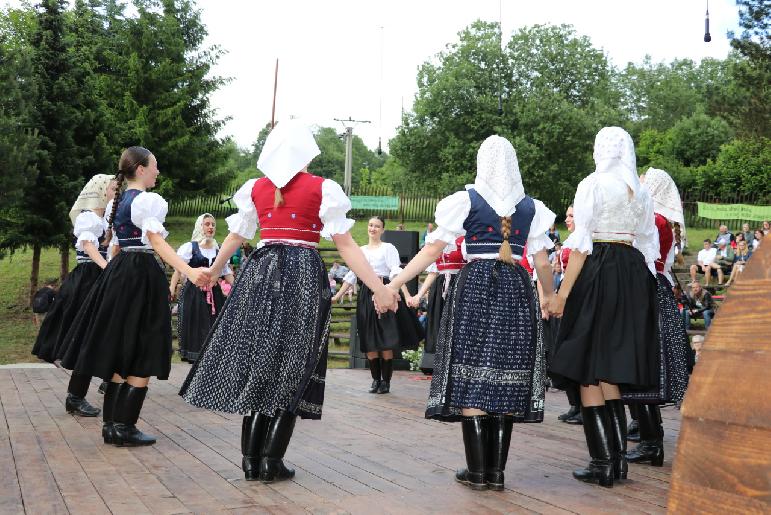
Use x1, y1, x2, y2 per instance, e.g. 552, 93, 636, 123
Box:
381, 230, 419, 294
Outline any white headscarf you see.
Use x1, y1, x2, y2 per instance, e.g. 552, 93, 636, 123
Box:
256, 119, 321, 188
69, 174, 114, 225
593, 127, 639, 197
470, 135, 525, 217
191, 213, 218, 247
642, 167, 686, 240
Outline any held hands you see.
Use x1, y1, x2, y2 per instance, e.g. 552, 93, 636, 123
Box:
188, 267, 212, 288
373, 284, 399, 315
547, 292, 567, 318
406, 295, 420, 309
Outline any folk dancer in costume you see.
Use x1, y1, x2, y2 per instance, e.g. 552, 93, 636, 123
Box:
179, 120, 399, 483
170, 214, 235, 363
548, 127, 659, 488
61, 147, 209, 447
32, 174, 116, 416
387, 135, 556, 491
407, 235, 466, 373
333, 216, 425, 394
622, 168, 692, 466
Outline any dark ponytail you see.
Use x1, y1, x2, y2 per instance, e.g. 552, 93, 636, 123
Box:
107, 172, 124, 231
498, 216, 513, 263
108, 146, 152, 231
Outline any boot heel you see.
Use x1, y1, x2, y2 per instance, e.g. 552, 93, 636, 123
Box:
650, 451, 664, 467
598, 470, 614, 488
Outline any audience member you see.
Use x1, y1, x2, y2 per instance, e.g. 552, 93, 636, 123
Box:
546, 224, 560, 244
715, 240, 734, 281
725, 239, 753, 286
741, 223, 754, 246
684, 282, 715, 330
714, 224, 734, 248
763, 220, 770, 235
420, 222, 434, 247
689, 239, 722, 286
753, 229, 764, 250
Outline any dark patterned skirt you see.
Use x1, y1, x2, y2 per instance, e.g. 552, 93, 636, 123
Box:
549, 243, 659, 390
60, 250, 172, 380
32, 262, 102, 363
426, 260, 546, 422
179, 244, 331, 419
177, 280, 226, 363
622, 274, 691, 404
356, 279, 423, 353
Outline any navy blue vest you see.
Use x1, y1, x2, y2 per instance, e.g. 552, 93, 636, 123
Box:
73, 210, 108, 262
188, 241, 218, 268
463, 189, 535, 257
114, 189, 144, 248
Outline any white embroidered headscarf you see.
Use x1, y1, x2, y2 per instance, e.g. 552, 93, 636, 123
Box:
191, 213, 218, 247
69, 174, 114, 225
642, 167, 686, 238
593, 127, 640, 197
256, 119, 321, 188
471, 135, 525, 217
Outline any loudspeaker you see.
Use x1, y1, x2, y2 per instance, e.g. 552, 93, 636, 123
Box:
382, 230, 419, 295
347, 315, 411, 371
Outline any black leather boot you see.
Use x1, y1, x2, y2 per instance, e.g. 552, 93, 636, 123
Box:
606, 399, 628, 480
455, 415, 488, 491
626, 404, 664, 466
101, 381, 121, 444
98, 380, 108, 395
627, 404, 640, 442
377, 359, 392, 394
558, 405, 579, 421
258, 410, 297, 483
66, 373, 100, 417
485, 414, 513, 491
242, 412, 271, 480
368, 358, 381, 393
112, 384, 156, 447
573, 405, 614, 488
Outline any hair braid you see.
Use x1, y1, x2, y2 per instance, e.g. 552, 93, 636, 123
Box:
274, 187, 285, 208
498, 216, 514, 263
107, 172, 125, 231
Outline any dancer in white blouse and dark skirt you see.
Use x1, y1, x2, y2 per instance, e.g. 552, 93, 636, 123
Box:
548, 127, 659, 488
32, 174, 116, 417
61, 147, 209, 447
169, 214, 235, 363
387, 135, 556, 491
179, 120, 399, 483
332, 216, 424, 394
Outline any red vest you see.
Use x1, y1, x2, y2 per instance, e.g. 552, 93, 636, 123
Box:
251, 173, 324, 244
435, 235, 466, 272
654, 213, 673, 273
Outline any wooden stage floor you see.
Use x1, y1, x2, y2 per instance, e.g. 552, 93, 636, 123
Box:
0, 365, 680, 514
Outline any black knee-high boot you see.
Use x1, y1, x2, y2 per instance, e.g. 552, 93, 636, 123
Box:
573, 405, 614, 488
368, 358, 381, 393
258, 410, 297, 483
455, 415, 488, 490
485, 414, 513, 491
625, 404, 664, 466
606, 399, 628, 480
112, 384, 156, 447
377, 359, 393, 394
242, 412, 271, 480
627, 403, 640, 442
66, 373, 100, 417
101, 381, 121, 444
559, 385, 581, 421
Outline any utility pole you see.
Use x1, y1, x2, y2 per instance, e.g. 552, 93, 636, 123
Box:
334, 117, 371, 195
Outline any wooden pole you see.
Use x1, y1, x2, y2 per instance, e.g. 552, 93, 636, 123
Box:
271, 59, 279, 129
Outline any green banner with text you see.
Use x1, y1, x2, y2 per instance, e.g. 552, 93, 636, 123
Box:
350, 196, 400, 211
697, 202, 771, 221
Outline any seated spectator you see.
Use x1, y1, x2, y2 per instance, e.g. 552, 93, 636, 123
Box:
741, 223, 754, 246
690, 239, 723, 286
395, 223, 405, 231
714, 224, 734, 248
420, 222, 434, 247
546, 224, 560, 244
329, 261, 350, 283
725, 239, 752, 286
684, 282, 715, 330
763, 220, 770, 236
691, 335, 705, 363
753, 229, 764, 250
715, 240, 735, 281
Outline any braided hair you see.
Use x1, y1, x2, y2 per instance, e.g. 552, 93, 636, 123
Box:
107, 146, 152, 231
498, 216, 514, 263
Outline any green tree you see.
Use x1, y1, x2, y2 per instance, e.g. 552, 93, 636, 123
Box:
696, 138, 771, 198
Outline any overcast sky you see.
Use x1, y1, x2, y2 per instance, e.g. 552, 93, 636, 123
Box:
4, 0, 741, 151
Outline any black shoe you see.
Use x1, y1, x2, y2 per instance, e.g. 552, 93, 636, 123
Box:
101, 381, 121, 444
242, 412, 271, 480
625, 404, 664, 466
112, 384, 156, 447
368, 358, 382, 393
258, 410, 296, 483
627, 419, 640, 442
558, 405, 580, 421
97, 381, 108, 395
564, 411, 583, 425
66, 393, 101, 417
606, 400, 628, 480
573, 405, 613, 488
485, 414, 513, 491
378, 359, 393, 394
377, 381, 390, 394
455, 415, 488, 491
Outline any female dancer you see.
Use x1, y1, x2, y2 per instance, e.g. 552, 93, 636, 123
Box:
548, 127, 659, 488
32, 174, 116, 416
332, 217, 424, 394
179, 120, 399, 483
388, 135, 556, 491
170, 214, 235, 363
61, 146, 208, 447
407, 235, 466, 372
623, 168, 692, 466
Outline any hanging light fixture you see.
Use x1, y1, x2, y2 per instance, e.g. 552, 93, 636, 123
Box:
704, 0, 712, 42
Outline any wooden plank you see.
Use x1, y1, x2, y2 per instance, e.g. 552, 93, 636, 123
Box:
668, 480, 769, 514
0, 373, 25, 515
